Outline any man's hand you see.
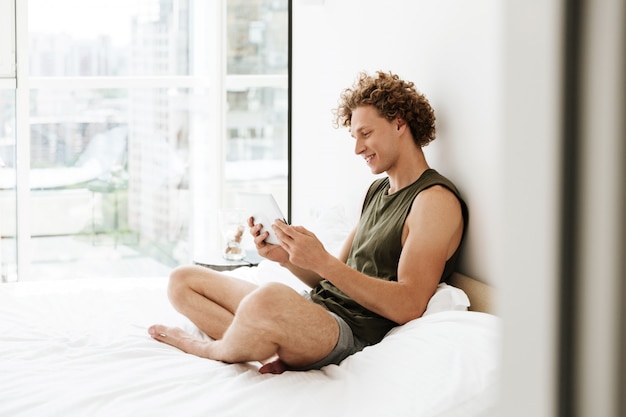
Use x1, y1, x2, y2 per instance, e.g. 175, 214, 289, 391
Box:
272, 221, 331, 273
248, 217, 289, 264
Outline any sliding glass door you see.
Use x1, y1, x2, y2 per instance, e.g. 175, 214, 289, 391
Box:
1, 0, 289, 281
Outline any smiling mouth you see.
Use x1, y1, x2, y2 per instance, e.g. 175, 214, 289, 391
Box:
364, 154, 375, 164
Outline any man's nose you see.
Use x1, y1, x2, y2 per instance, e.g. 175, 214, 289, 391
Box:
354, 138, 365, 155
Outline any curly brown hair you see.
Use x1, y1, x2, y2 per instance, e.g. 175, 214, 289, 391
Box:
333, 71, 436, 147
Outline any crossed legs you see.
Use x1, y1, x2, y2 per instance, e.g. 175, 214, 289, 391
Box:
148, 265, 339, 371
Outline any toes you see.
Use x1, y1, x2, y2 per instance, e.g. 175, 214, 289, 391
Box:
147, 325, 211, 358
148, 324, 168, 339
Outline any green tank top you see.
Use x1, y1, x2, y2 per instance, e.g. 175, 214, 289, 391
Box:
309, 169, 468, 345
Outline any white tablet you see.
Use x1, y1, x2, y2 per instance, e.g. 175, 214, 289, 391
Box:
238, 192, 287, 245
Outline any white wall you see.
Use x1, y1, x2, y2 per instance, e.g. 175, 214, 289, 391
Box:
292, 1, 563, 416
292, 0, 503, 282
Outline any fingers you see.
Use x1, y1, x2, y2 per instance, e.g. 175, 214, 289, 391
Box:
292, 225, 311, 235
272, 222, 313, 241
254, 231, 271, 248
272, 219, 293, 237
271, 221, 292, 246
248, 217, 261, 236
248, 219, 270, 247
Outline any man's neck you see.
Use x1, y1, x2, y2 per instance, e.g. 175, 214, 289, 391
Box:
386, 148, 430, 194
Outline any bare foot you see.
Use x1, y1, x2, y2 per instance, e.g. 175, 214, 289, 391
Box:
148, 324, 212, 358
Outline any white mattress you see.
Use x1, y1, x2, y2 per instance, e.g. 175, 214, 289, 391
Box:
0, 276, 500, 417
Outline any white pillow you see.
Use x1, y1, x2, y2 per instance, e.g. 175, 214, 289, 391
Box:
422, 282, 470, 316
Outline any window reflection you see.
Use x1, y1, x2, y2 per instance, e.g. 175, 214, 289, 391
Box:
29, 0, 194, 77
27, 88, 206, 268
226, 87, 288, 161
227, 0, 289, 75
17, 0, 288, 280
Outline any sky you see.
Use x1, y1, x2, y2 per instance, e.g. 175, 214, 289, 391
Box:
27, 0, 154, 45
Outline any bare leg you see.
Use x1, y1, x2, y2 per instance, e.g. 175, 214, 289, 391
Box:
165, 265, 258, 339
150, 282, 339, 370
148, 264, 257, 357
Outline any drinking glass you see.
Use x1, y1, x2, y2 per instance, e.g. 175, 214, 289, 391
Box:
219, 209, 247, 261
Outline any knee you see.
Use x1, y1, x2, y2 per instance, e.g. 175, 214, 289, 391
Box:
167, 265, 196, 307
238, 282, 295, 323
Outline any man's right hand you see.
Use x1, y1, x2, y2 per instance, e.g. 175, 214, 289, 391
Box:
248, 217, 289, 264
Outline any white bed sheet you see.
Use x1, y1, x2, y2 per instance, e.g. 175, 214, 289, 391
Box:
0, 276, 500, 417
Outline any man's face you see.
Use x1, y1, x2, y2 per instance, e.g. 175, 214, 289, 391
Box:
350, 105, 401, 175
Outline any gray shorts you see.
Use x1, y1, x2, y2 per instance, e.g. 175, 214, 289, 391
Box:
294, 292, 368, 371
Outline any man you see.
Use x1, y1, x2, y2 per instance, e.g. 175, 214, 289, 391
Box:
148, 71, 468, 374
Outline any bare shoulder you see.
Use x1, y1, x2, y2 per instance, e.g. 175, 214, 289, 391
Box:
403, 185, 464, 259
407, 185, 463, 234
413, 185, 462, 214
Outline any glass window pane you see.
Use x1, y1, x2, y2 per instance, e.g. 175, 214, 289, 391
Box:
224, 86, 288, 211
227, 0, 289, 75
20, 0, 289, 281
28, 87, 209, 280
28, 0, 197, 77
0, 90, 16, 281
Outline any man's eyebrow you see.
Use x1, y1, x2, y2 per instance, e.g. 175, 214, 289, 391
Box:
350, 125, 370, 137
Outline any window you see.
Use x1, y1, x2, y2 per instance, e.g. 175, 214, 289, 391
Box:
2, 0, 289, 282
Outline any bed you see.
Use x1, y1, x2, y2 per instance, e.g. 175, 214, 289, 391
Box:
0, 209, 500, 417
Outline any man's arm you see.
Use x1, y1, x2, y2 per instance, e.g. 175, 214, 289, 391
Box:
249, 217, 357, 289
273, 186, 463, 324
278, 226, 357, 288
